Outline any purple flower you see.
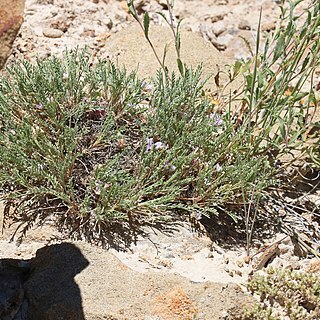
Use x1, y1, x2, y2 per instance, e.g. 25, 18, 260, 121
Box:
36, 103, 44, 110
164, 161, 176, 172
94, 180, 103, 195
215, 163, 222, 172
155, 141, 166, 150
214, 117, 223, 126
142, 80, 153, 91
209, 113, 223, 126
146, 138, 154, 152
146, 138, 167, 152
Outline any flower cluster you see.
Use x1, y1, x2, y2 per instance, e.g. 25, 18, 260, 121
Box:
145, 138, 167, 152
209, 113, 223, 126
145, 138, 176, 172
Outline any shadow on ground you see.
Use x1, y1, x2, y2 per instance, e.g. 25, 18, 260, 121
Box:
0, 242, 89, 320
198, 209, 279, 250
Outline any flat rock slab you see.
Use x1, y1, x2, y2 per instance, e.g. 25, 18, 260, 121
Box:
0, 0, 25, 69
79, 242, 249, 319
105, 23, 242, 93
20, 241, 251, 320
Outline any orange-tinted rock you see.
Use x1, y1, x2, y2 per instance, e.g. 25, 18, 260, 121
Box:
0, 0, 25, 69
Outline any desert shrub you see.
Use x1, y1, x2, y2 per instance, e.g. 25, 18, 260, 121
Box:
0, 50, 277, 243
0, 0, 318, 249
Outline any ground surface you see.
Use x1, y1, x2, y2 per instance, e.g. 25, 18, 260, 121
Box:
1, 0, 319, 319
8, 0, 309, 62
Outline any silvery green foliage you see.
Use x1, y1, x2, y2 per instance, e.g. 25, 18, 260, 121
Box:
0, 50, 275, 245
0, 0, 318, 249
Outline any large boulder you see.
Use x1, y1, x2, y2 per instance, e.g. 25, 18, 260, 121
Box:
0, 0, 25, 69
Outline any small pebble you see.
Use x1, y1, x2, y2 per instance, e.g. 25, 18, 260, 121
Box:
26, 9, 36, 15
261, 21, 276, 32
217, 0, 228, 4
236, 260, 244, 268
234, 269, 242, 276
238, 19, 251, 30
207, 252, 214, 259
42, 27, 64, 38
269, 256, 283, 269
243, 256, 251, 264
105, 17, 113, 29
212, 21, 227, 36
211, 14, 224, 23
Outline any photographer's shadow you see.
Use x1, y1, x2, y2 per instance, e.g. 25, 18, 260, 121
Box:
24, 242, 89, 320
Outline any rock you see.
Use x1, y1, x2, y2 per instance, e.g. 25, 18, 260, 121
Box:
129, 0, 147, 15
261, 21, 276, 32
217, 0, 228, 4
50, 19, 69, 33
105, 17, 113, 29
105, 23, 242, 93
0, 0, 25, 69
210, 14, 225, 23
243, 256, 251, 264
207, 251, 214, 258
156, 0, 168, 9
35, 0, 53, 4
21, 241, 253, 319
42, 27, 64, 38
269, 256, 284, 269
212, 20, 227, 36
238, 19, 251, 30
234, 269, 242, 277
81, 29, 95, 38
199, 24, 227, 51
236, 259, 244, 268
278, 243, 292, 255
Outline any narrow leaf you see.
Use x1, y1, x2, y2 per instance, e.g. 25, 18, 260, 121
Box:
177, 58, 184, 76
279, 118, 286, 141
176, 32, 181, 53
273, 34, 284, 62
144, 12, 150, 38
162, 43, 169, 66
